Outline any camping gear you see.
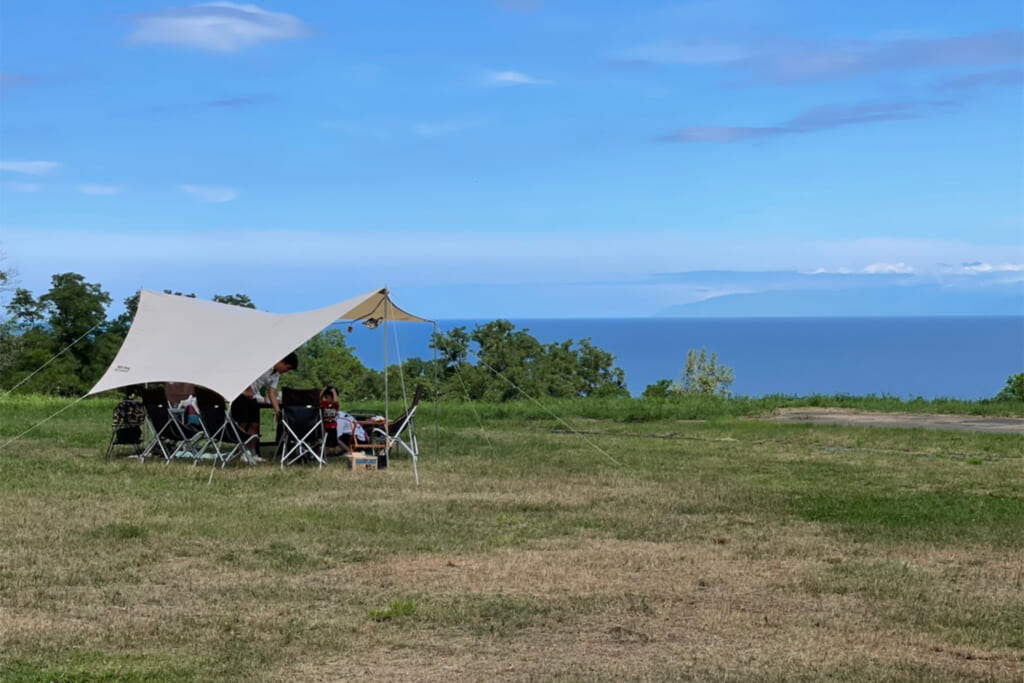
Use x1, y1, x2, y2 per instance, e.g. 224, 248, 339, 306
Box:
278, 387, 327, 468
104, 394, 147, 460
138, 386, 205, 462
350, 384, 424, 469
345, 452, 378, 471
87, 288, 434, 481
192, 386, 259, 467
88, 288, 428, 402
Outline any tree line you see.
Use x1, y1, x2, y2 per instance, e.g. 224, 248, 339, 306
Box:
8, 271, 1018, 403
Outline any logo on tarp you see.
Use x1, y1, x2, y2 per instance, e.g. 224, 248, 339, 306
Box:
114, 365, 131, 373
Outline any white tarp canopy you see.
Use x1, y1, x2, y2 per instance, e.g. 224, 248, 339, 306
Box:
88, 287, 429, 400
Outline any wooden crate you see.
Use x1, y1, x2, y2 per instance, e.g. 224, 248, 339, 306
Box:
345, 453, 378, 471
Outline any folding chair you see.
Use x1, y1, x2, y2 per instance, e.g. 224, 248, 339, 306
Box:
352, 384, 423, 468
104, 393, 147, 460
164, 382, 195, 405
138, 387, 204, 463
193, 387, 259, 467
277, 388, 326, 468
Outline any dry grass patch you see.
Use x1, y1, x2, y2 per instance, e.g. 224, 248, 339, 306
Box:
2, 404, 1022, 681
278, 536, 1021, 681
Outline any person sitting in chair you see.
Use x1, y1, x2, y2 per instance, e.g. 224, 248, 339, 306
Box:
231, 352, 298, 462
320, 385, 367, 454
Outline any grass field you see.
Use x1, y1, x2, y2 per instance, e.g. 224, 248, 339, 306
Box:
1, 395, 1022, 681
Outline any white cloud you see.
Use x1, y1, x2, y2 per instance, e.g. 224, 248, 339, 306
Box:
4, 182, 41, 192
78, 184, 121, 196
804, 267, 853, 274
127, 2, 311, 53
951, 262, 1024, 275
863, 262, 914, 274
0, 160, 61, 175
788, 238, 1024, 276
4, 226, 1022, 317
487, 70, 552, 86
5, 227, 1022, 291
181, 184, 238, 202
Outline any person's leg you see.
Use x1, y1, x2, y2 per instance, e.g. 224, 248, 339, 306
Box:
231, 397, 261, 458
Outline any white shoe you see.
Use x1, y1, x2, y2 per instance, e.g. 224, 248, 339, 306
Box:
240, 452, 257, 465
251, 454, 266, 463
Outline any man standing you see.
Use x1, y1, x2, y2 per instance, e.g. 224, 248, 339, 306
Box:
231, 352, 298, 463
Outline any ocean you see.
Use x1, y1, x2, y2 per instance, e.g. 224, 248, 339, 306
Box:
333, 317, 1024, 400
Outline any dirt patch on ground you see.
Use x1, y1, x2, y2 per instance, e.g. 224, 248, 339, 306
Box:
755, 408, 1024, 434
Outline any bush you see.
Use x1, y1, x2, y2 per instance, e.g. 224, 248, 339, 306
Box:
995, 373, 1024, 402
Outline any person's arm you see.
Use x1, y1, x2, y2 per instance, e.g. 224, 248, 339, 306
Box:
269, 385, 280, 417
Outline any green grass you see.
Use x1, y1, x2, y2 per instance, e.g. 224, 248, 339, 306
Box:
369, 598, 419, 622
0, 651, 211, 682
0, 394, 1021, 681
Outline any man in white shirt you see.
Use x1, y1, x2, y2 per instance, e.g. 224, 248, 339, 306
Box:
231, 352, 298, 462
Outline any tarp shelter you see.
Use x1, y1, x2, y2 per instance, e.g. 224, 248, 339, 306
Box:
88, 288, 431, 401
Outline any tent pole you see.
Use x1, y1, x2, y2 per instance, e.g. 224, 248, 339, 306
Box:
383, 295, 389, 462
433, 322, 440, 458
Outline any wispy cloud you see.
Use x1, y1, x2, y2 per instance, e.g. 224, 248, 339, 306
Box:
621, 30, 1024, 83
0, 160, 61, 175
493, 0, 542, 12
0, 72, 46, 93
206, 94, 275, 107
127, 2, 311, 53
487, 70, 551, 86
661, 125, 787, 143
934, 67, 1024, 91
863, 262, 915, 274
950, 261, 1024, 275
78, 184, 121, 196
141, 94, 276, 116
181, 184, 238, 202
3, 182, 41, 192
660, 99, 946, 143
413, 118, 488, 138
144, 94, 277, 115
5, 226, 1021, 317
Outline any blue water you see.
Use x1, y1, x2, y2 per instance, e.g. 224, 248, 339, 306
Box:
333, 317, 1024, 400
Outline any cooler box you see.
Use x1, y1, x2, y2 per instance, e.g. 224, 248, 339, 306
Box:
345, 453, 378, 471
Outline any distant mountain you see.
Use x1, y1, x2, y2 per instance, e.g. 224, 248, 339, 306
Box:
657, 283, 1024, 317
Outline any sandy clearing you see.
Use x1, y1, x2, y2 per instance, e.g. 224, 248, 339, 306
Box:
754, 407, 1024, 435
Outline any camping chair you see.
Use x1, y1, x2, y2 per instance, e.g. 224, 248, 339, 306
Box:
104, 393, 147, 460
138, 386, 204, 463
277, 388, 326, 468
193, 386, 259, 467
352, 384, 423, 467
164, 382, 196, 406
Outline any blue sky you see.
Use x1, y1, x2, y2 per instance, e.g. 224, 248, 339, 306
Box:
1, 0, 1022, 317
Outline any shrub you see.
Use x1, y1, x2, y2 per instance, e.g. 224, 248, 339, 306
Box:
995, 373, 1024, 402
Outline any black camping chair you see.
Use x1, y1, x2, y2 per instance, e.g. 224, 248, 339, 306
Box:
193, 386, 259, 467
138, 386, 204, 463
104, 393, 147, 460
277, 387, 326, 468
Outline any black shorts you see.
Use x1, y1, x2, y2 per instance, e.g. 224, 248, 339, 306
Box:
230, 395, 259, 423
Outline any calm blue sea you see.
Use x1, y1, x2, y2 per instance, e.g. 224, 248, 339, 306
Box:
332, 317, 1024, 400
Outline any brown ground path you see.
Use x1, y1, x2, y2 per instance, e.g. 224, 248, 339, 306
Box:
756, 407, 1024, 435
